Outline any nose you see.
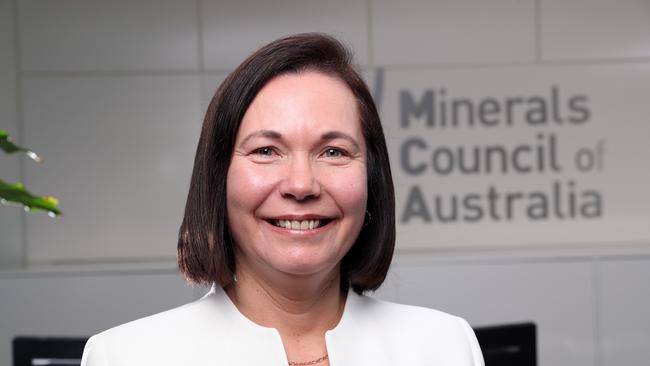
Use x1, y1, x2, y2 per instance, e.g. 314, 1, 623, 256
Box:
279, 156, 321, 201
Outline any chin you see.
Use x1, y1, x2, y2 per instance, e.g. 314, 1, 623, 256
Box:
272, 255, 339, 278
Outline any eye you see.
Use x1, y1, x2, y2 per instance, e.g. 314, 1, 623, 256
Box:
322, 147, 346, 158
253, 146, 276, 156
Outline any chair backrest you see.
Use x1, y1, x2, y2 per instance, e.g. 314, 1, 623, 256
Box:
13, 336, 88, 366
473, 322, 537, 366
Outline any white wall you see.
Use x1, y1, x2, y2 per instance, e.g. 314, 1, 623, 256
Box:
0, 0, 22, 268
1, 1, 649, 365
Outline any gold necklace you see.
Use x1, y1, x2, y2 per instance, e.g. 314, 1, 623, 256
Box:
288, 354, 328, 365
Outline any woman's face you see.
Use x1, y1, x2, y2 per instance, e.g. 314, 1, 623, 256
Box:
226, 71, 367, 279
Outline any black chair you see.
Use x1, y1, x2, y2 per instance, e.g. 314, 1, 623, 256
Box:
473, 322, 537, 366
13, 337, 88, 366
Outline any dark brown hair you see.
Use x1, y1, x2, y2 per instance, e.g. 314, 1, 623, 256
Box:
177, 33, 395, 294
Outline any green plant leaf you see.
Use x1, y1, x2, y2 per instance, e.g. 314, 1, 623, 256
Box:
0, 178, 62, 217
0, 129, 42, 162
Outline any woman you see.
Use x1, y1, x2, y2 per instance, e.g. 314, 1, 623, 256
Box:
81, 33, 484, 366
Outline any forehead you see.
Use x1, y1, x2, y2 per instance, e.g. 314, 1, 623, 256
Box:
237, 71, 362, 139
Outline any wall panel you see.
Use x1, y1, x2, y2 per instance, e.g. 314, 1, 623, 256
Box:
18, 0, 199, 71
541, 0, 650, 60
391, 260, 596, 366
201, 0, 368, 69
0, 0, 23, 268
0, 271, 194, 366
372, 0, 536, 65
598, 258, 650, 366
22, 75, 202, 263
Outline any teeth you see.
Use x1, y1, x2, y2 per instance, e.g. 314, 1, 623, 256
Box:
274, 219, 322, 230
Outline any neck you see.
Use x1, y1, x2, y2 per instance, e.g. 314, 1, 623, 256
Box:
225, 259, 346, 336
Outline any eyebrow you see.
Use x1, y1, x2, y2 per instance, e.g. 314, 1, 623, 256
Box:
320, 131, 360, 151
239, 129, 361, 151
239, 130, 282, 147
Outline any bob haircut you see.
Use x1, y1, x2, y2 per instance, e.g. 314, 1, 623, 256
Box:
178, 33, 395, 294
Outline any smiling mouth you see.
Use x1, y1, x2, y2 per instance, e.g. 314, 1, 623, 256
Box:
269, 219, 333, 230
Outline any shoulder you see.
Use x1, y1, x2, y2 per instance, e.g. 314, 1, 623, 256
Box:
339, 294, 484, 365
97, 292, 219, 338
81, 290, 233, 365
351, 293, 467, 331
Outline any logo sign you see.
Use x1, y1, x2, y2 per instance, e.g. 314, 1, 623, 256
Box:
373, 65, 650, 249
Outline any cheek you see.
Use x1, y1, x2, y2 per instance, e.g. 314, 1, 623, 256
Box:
322, 167, 368, 216
226, 160, 277, 215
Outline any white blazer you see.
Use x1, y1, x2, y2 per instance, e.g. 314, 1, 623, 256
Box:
81, 286, 484, 365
